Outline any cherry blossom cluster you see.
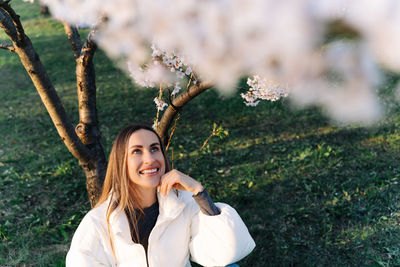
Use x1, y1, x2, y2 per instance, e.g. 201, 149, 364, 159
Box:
150, 44, 194, 96
152, 45, 193, 81
242, 76, 289, 106
40, 0, 400, 124
127, 45, 195, 113
153, 97, 168, 111
127, 45, 193, 96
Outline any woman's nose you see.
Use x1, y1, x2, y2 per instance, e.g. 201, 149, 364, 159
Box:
143, 150, 155, 164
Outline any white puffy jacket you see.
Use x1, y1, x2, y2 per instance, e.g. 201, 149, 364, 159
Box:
66, 190, 255, 267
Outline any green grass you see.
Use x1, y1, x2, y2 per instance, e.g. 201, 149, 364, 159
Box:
2, 1, 400, 266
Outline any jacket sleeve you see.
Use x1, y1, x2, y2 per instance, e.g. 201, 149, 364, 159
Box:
189, 202, 256, 266
66, 215, 111, 267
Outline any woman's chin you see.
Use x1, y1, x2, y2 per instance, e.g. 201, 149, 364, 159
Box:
136, 179, 160, 191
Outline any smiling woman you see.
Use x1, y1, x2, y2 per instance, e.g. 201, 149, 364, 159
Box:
66, 124, 255, 267
127, 129, 167, 206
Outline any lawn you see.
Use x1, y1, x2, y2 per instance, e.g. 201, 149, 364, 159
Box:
1, 1, 400, 266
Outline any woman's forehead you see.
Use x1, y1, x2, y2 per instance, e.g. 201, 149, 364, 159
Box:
128, 129, 160, 147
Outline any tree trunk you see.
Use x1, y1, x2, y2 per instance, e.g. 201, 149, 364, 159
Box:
79, 146, 107, 207
74, 31, 107, 206
1, 3, 105, 207
40, 4, 49, 16
0, 7, 92, 164
7, 24, 106, 206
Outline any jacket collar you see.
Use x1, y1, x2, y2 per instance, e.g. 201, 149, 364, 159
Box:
108, 190, 186, 235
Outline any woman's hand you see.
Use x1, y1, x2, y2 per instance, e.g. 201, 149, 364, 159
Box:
158, 169, 204, 197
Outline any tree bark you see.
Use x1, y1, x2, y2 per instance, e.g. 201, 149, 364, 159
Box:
62, 22, 82, 59
157, 81, 213, 144
74, 29, 107, 207
0, 5, 92, 164
1, 2, 106, 207
0, 42, 14, 52
40, 4, 49, 16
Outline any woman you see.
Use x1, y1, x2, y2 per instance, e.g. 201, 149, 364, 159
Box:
66, 124, 255, 266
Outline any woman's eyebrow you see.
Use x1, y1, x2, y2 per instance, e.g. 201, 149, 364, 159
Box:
150, 143, 160, 147
129, 143, 160, 149
129, 145, 143, 149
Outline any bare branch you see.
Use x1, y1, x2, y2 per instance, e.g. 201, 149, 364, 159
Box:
62, 22, 82, 59
74, 28, 106, 206
157, 81, 214, 143
0, 7, 17, 42
15, 38, 93, 164
76, 29, 97, 140
81, 29, 96, 57
0, 42, 15, 53
0, 0, 26, 46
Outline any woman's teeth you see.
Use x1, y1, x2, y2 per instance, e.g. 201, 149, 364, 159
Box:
140, 168, 158, 174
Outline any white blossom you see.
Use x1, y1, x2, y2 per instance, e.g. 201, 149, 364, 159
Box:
176, 70, 185, 79
185, 67, 192, 76
171, 82, 181, 96
244, 100, 260, 107
241, 76, 289, 106
153, 97, 168, 111
128, 61, 174, 88
290, 41, 382, 125
40, 0, 400, 124
127, 44, 193, 90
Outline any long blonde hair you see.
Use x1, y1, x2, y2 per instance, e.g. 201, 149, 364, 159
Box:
95, 124, 171, 261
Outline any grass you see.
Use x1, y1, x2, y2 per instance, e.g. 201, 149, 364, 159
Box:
1, 1, 400, 266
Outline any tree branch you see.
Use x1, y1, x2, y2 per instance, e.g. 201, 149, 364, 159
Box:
1, 2, 106, 206
76, 28, 98, 145
0, 42, 15, 53
62, 22, 82, 59
82, 29, 96, 57
17, 39, 93, 164
75, 29, 107, 206
157, 81, 214, 143
0, 7, 17, 42
0, 2, 92, 165
0, 0, 26, 46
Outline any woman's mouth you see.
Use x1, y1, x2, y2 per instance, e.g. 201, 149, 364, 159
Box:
139, 168, 159, 175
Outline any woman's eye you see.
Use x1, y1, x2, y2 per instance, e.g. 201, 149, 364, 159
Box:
132, 149, 141, 154
151, 147, 159, 152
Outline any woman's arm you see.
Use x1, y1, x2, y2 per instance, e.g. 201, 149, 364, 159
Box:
159, 170, 255, 266
159, 169, 220, 215
189, 201, 255, 266
192, 189, 220, 215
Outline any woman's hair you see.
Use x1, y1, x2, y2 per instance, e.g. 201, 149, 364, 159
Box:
95, 124, 170, 261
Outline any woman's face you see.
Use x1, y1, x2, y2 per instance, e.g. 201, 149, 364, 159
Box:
126, 129, 166, 192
